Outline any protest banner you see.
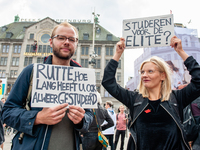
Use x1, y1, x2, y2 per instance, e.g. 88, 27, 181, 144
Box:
0, 78, 7, 100
123, 14, 174, 49
31, 63, 98, 108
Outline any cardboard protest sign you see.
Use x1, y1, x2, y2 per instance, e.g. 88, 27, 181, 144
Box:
123, 14, 174, 49
31, 63, 97, 108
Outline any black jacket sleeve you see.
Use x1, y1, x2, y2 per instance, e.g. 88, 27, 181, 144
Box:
175, 56, 200, 109
100, 106, 114, 131
102, 59, 138, 108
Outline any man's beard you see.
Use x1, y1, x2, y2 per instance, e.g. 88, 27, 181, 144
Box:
52, 44, 74, 60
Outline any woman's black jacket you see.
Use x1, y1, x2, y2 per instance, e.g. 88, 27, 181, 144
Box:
102, 56, 200, 150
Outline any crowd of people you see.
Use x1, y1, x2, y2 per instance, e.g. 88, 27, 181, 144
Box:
0, 21, 199, 150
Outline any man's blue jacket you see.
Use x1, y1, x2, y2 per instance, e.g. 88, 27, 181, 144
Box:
2, 55, 93, 150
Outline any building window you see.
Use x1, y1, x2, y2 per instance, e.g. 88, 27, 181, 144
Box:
117, 72, 121, 81
96, 72, 100, 80
14, 45, 21, 53
0, 57, 7, 66
47, 45, 51, 53
12, 57, 19, 66
26, 45, 30, 52
96, 27, 101, 34
10, 70, 18, 78
37, 57, 44, 63
6, 32, 13, 38
93, 59, 101, 69
104, 90, 112, 97
23, 27, 26, 32
41, 34, 50, 43
30, 34, 34, 39
2, 45, 9, 53
118, 60, 121, 69
81, 59, 88, 68
0, 70, 6, 77
43, 45, 47, 53
1, 26, 7, 32
105, 59, 110, 65
83, 33, 89, 40
38, 45, 42, 53
94, 46, 101, 56
81, 46, 89, 55
30, 45, 33, 52
107, 34, 113, 41
96, 86, 100, 93
106, 47, 113, 56
24, 57, 33, 66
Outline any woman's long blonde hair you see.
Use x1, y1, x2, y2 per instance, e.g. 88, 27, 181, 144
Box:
138, 56, 172, 101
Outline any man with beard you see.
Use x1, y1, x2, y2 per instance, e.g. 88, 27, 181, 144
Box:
1, 22, 93, 150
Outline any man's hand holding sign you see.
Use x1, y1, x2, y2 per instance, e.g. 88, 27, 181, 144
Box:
34, 103, 85, 125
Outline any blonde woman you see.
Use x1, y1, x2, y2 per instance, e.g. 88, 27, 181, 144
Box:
102, 36, 200, 150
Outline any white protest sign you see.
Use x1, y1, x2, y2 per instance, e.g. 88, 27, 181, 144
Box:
31, 63, 97, 108
123, 14, 174, 49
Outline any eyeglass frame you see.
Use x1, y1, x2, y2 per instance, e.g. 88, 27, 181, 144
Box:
51, 35, 78, 43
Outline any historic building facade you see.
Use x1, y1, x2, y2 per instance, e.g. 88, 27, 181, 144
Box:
0, 16, 124, 110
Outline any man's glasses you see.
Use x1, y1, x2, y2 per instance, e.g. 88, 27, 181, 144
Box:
52, 35, 78, 43
139, 69, 160, 75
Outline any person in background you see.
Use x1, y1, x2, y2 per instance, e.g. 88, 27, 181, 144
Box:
189, 96, 200, 150
114, 105, 127, 150
82, 92, 114, 150
166, 60, 183, 89
180, 84, 200, 150
1, 22, 93, 150
102, 101, 116, 150
102, 36, 200, 150
0, 98, 5, 150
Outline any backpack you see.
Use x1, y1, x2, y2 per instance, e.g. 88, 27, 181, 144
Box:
183, 104, 199, 141
116, 113, 127, 120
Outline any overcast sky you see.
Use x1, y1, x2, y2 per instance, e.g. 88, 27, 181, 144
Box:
0, 0, 199, 86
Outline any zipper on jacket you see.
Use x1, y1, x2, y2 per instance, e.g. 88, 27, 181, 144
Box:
183, 116, 192, 124
129, 103, 149, 150
41, 125, 49, 150
160, 105, 190, 150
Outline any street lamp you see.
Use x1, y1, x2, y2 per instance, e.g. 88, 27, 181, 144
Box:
89, 11, 100, 67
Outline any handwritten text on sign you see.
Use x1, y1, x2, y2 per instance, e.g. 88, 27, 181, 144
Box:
31, 64, 97, 108
123, 14, 174, 49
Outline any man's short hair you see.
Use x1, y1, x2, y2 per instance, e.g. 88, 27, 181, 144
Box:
106, 101, 113, 107
51, 22, 79, 39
